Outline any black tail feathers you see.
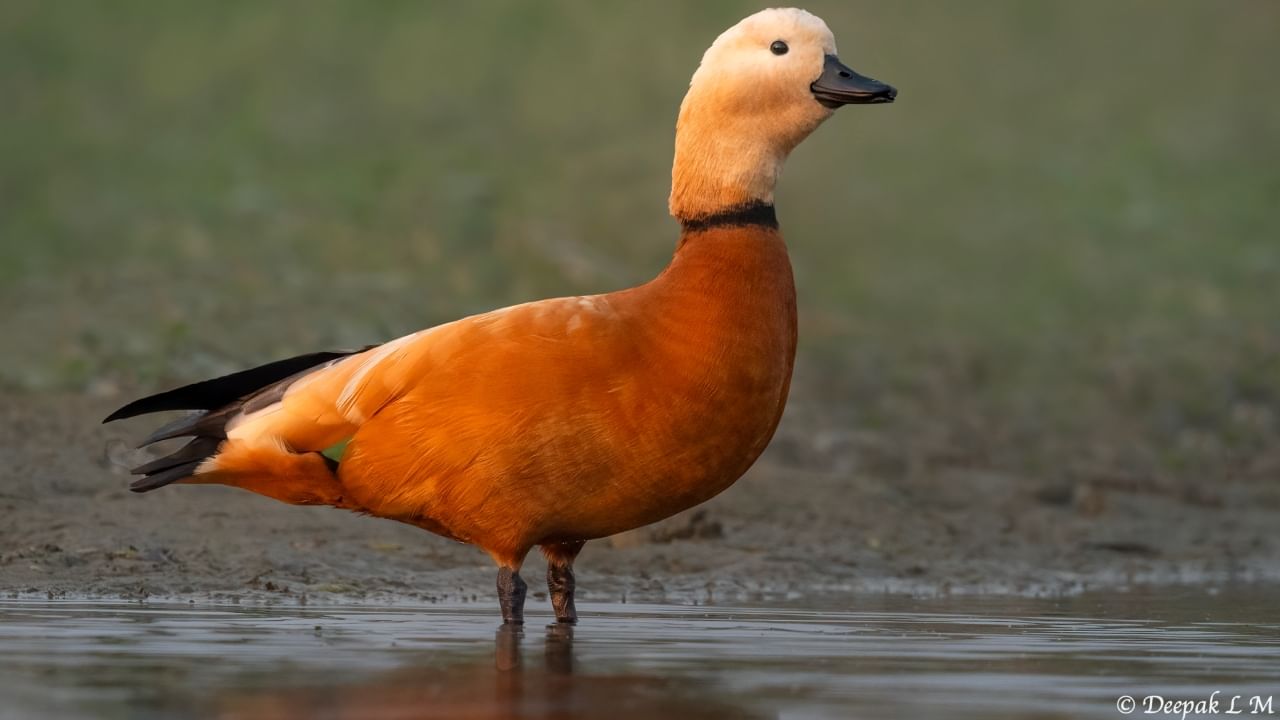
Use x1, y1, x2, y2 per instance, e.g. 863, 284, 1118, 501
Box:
105, 346, 374, 492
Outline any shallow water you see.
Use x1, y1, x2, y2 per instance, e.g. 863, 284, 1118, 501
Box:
0, 589, 1276, 719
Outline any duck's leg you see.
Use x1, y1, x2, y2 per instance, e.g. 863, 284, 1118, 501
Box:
542, 541, 585, 624
497, 566, 528, 625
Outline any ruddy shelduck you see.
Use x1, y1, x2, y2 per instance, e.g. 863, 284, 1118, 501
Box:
105, 8, 896, 624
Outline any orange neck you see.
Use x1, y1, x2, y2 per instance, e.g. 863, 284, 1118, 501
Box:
638, 222, 797, 374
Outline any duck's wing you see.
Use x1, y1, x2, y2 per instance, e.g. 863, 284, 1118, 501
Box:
109, 294, 627, 492
270, 293, 630, 444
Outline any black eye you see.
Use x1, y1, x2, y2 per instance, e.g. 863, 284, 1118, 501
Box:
770, 40, 788, 56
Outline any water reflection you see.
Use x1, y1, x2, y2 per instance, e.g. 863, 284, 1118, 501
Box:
214, 622, 763, 720
0, 592, 1277, 720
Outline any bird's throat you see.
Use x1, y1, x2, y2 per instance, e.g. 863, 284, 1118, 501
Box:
667, 111, 786, 224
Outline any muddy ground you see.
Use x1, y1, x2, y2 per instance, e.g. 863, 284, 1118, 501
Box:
2, 390, 1276, 609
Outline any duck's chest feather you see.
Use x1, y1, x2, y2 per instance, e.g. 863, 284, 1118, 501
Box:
621, 226, 798, 502
338, 226, 797, 547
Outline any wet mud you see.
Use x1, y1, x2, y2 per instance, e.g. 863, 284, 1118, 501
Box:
2, 392, 1276, 607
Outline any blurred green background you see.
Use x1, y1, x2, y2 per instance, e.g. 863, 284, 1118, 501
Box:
2, 1, 1277, 490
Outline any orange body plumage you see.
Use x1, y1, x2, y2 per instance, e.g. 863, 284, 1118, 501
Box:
200, 225, 795, 568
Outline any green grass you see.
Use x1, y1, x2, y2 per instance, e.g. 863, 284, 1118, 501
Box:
2, 1, 1277, 487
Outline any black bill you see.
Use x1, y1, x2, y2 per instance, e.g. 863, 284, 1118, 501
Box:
811, 54, 897, 108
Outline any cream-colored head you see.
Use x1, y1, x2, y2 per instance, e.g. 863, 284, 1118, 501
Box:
669, 8, 895, 223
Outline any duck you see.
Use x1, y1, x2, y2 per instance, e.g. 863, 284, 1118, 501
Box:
104, 8, 895, 625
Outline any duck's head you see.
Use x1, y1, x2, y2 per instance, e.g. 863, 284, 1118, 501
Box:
670, 8, 895, 223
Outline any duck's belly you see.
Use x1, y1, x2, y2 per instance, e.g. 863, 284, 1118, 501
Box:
336, 360, 791, 554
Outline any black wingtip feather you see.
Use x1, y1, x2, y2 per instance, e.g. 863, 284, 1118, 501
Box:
129, 461, 203, 492
136, 410, 224, 448
131, 437, 222, 476
103, 348, 373, 423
